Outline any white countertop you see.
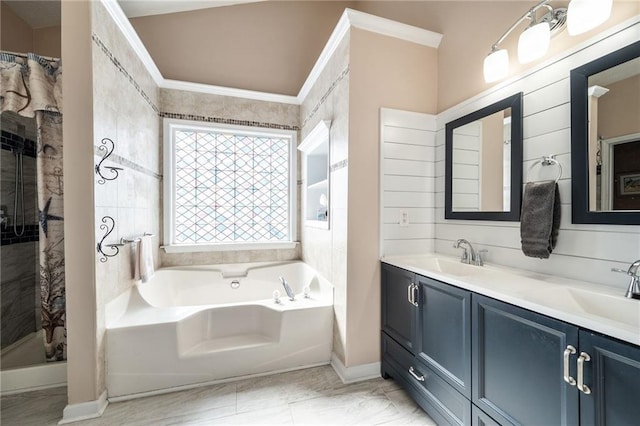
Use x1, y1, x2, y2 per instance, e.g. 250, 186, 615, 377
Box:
382, 254, 640, 346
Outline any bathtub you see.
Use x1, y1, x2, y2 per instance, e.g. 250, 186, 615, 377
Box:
105, 261, 333, 398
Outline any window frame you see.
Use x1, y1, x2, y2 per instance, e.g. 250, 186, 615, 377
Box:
162, 118, 298, 253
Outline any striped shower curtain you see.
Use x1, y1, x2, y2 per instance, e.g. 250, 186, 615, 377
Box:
1, 52, 65, 361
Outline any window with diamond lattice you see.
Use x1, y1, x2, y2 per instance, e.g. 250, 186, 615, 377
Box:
165, 120, 296, 246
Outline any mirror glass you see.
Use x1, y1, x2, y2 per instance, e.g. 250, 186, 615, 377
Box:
445, 93, 523, 221
570, 41, 640, 224
588, 57, 640, 211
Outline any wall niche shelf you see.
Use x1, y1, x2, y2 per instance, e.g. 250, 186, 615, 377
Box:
299, 120, 330, 230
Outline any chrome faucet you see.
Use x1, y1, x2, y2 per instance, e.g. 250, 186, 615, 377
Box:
453, 239, 488, 266
279, 276, 295, 301
612, 260, 640, 299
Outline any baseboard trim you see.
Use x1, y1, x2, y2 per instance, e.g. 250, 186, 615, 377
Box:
0, 362, 67, 395
330, 353, 381, 384
58, 390, 108, 424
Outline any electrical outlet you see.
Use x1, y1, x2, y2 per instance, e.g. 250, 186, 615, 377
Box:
399, 210, 409, 227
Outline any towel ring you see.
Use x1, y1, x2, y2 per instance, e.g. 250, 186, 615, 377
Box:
527, 155, 562, 183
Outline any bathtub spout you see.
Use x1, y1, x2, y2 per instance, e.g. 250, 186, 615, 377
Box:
279, 276, 295, 301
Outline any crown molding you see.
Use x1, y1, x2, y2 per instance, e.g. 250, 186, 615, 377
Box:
296, 8, 443, 104
162, 79, 299, 105
99, 1, 442, 106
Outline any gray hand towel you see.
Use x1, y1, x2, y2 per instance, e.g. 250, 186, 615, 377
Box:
520, 181, 561, 259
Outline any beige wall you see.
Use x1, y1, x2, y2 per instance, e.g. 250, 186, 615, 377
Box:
347, 28, 437, 366
480, 111, 504, 211
598, 74, 640, 139
300, 32, 350, 363
356, 1, 640, 112
1, 2, 60, 58
34, 25, 62, 58
1, 1, 34, 54
61, 0, 99, 405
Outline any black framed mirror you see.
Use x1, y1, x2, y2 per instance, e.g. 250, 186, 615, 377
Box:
445, 92, 523, 221
570, 41, 640, 225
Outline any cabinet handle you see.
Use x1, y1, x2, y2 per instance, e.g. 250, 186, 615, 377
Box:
409, 366, 425, 382
411, 284, 419, 307
577, 352, 591, 394
563, 345, 577, 386
407, 283, 419, 307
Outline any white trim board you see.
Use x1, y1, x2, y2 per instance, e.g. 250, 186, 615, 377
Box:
0, 362, 67, 395
98, 0, 442, 105
59, 391, 108, 425
330, 353, 381, 384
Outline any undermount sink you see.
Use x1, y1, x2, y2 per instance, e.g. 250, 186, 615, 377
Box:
523, 287, 640, 328
416, 257, 482, 277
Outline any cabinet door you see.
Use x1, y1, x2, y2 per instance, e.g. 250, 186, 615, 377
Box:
472, 294, 579, 426
415, 275, 472, 398
579, 330, 640, 426
381, 263, 416, 352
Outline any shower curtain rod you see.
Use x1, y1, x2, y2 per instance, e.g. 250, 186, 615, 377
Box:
1, 50, 59, 62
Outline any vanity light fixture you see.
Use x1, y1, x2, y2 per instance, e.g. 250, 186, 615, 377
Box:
483, 0, 612, 83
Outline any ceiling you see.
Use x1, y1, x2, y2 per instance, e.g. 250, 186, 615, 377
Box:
117, 0, 265, 18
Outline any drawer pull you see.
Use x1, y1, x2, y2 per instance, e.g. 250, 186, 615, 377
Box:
577, 352, 591, 395
563, 345, 576, 386
408, 366, 425, 382
407, 283, 419, 307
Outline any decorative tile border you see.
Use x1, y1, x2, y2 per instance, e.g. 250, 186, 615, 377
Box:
160, 112, 299, 131
1, 224, 39, 246
330, 159, 348, 172
1, 131, 37, 158
93, 145, 162, 180
92, 33, 160, 114
301, 65, 350, 130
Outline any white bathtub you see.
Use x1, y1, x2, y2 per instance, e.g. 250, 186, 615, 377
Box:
105, 261, 334, 398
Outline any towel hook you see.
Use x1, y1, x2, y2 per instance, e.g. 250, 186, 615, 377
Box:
527, 155, 562, 183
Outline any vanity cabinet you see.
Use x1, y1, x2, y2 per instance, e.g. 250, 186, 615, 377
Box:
472, 294, 579, 425
381, 262, 640, 426
415, 275, 471, 398
381, 264, 416, 353
578, 330, 640, 425
381, 263, 472, 425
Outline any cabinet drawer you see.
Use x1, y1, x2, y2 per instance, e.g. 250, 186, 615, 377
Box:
382, 333, 471, 425
411, 358, 471, 426
382, 332, 414, 374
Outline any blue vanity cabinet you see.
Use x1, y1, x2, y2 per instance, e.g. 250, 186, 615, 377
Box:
381, 263, 472, 425
415, 275, 472, 398
578, 331, 640, 426
472, 294, 580, 426
381, 263, 417, 353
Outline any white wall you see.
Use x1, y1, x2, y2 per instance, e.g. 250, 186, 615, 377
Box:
380, 108, 437, 256
434, 19, 640, 291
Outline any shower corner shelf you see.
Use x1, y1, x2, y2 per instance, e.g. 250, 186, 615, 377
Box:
299, 121, 330, 230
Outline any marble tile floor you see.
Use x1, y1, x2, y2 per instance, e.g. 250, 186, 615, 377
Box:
1, 365, 436, 425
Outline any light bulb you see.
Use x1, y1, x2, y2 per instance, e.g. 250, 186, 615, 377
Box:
483, 49, 509, 83
518, 22, 551, 64
567, 0, 613, 35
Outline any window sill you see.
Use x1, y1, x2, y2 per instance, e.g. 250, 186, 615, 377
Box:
162, 242, 299, 254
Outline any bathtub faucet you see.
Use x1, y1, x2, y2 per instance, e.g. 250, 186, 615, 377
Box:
279, 276, 295, 301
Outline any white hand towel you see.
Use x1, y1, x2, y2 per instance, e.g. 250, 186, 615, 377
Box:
138, 235, 155, 283
132, 241, 141, 281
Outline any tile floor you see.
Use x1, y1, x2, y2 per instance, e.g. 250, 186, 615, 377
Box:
1, 366, 436, 425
